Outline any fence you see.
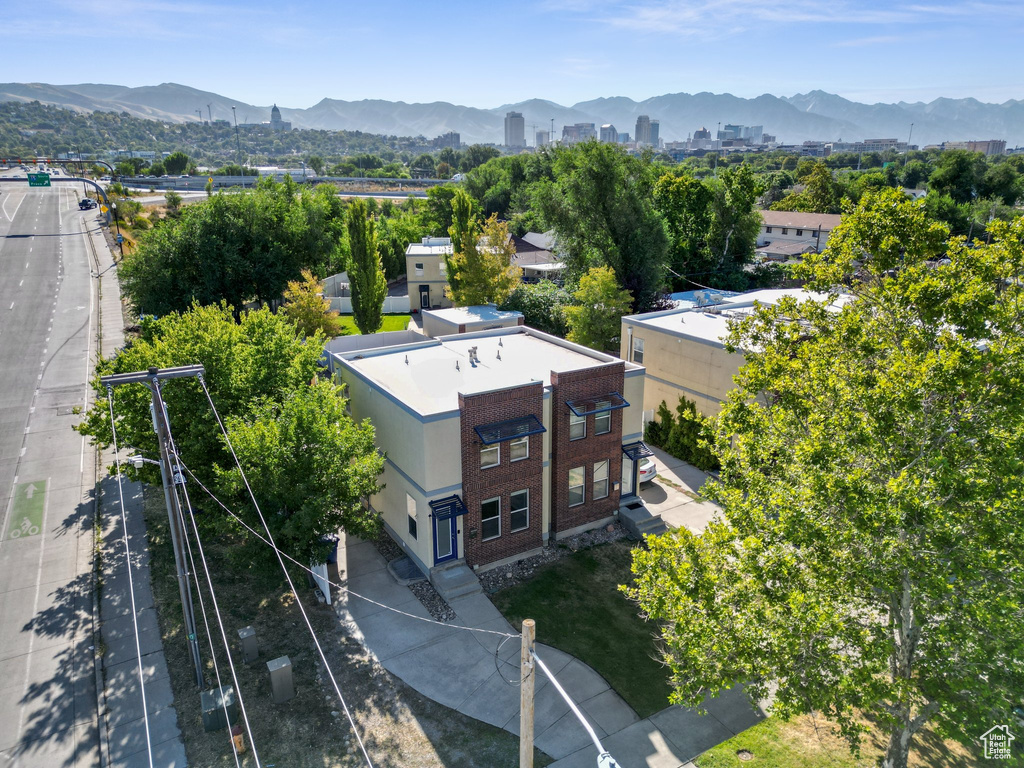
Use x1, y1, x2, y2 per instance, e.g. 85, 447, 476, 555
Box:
328, 295, 408, 314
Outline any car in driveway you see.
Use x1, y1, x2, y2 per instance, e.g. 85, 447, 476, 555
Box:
638, 456, 657, 485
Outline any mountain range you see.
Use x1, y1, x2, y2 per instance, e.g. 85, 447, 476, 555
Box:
1, 82, 1022, 148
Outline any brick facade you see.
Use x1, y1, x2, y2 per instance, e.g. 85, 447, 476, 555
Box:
549, 363, 625, 534
459, 383, 545, 567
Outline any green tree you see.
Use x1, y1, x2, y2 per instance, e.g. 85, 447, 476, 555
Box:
347, 198, 387, 334
307, 155, 326, 176
978, 161, 1021, 205
564, 266, 633, 351
149, 161, 165, 177
500, 280, 571, 337
163, 190, 182, 217
164, 151, 190, 175
424, 185, 457, 236
444, 190, 521, 306
928, 149, 987, 204
280, 268, 343, 337
537, 142, 668, 312
75, 303, 382, 566
772, 161, 842, 213
705, 164, 764, 284
654, 173, 713, 289
900, 159, 930, 189
628, 190, 1024, 768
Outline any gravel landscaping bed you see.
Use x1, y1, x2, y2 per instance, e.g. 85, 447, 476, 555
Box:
480, 522, 630, 593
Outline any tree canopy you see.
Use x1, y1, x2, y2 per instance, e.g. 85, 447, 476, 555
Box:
628, 189, 1024, 768
347, 198, 387, 334
564, 266, 633, 352
443, 189, 521, 306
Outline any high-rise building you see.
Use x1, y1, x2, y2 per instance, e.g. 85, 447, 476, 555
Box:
535, 130, 550, 147
505, 111, 526, 148
635, 115, 651, 145
600, 124, 618, 143
432, 131, 461, 149
650, 120, 660, 149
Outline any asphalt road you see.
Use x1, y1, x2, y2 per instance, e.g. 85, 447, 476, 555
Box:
0, 173, 100, 767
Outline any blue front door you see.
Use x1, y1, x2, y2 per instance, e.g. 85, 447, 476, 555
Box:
433, 515, 458, 565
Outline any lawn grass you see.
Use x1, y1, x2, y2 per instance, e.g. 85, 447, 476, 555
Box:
490, 540, 672, 718
338, 314, 411, 334
696, 712, 998, 768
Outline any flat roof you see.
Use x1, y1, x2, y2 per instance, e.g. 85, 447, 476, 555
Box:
423, 306, 523, 325
338, 327, 628, 416
624, 288, 849, 346
406, 242, 452, 257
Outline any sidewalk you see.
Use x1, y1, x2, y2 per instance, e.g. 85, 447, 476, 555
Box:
640, 445, 722, 534
334, 536, 766, 767
91, 218, 187, 768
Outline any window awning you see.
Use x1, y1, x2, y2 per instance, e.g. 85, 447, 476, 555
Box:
429, 495, 470, 520
474, 415, 546, 445
567, 392, 629, 417
622, 441, 653, 461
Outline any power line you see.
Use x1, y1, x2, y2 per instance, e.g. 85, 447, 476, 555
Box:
176, 459, 517, 641
171, 478, 243, 768
105, 387, 155, 768
156, 383, 262, 767
196, 376, 376, 768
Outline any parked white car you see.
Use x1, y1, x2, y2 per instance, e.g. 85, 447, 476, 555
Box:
638, 456, 657, 485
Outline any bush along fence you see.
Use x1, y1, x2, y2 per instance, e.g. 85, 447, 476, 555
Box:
644, 396, 721, 473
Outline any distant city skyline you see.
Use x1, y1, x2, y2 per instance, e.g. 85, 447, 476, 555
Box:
4, 0, 1023, 108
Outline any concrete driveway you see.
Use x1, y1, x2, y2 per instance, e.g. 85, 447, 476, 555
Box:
639, 446, 722, 534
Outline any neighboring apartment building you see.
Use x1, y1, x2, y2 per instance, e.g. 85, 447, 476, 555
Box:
620, 289, 847, 417
406, 237, 454, 312
757, 210, 842, 258
328, 327, 646, 574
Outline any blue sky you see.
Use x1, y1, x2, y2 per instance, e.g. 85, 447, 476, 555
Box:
5, 0, 1023, 107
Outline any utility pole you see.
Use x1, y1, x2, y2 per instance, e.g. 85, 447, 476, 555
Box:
905, 122, 914, 167
207, 103, 212, 123
101, 365, 206, 688
232, 107, 242, 170
520, 618, 536, 768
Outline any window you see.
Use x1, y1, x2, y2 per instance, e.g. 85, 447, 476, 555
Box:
569, 411, 586, 441
796, 229, 803, 236
568, 466, 585, 507
594, 401, 611, 435
632, 336, 645, 365
510, 490, 529, 532
811, 230, 819, 238
593, 460, 609, 499
765, 226, 773, 233
481, 497, 501, 540
510, 436, 529, 462
406, 494, 418, 539
415, 262, 424, 276
781, 227, 789, 235
481, 444, 500, 469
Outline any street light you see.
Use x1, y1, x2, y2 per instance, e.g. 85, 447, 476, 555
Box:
111, 202, 123, 258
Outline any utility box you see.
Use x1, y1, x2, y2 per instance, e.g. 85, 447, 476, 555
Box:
238, 626, 258, 664
200, 686, 238, 732
267, 656, 295, 703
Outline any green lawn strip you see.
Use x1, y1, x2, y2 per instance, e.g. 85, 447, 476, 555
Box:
696, 713, 992, 768
491, 541, 672, 718
338, 314, 410, 334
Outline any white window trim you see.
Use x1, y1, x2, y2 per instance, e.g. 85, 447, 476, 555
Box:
481, 443, 500, 469
632, 337, 645, 364
569, 411, 586, 441
568, 466, 585, 507
593, 460, 609, 500
510, 436, 529, 462
481, 496, 501, 541
415, 262, 424, 276
510, 489, 529, 532
594, 405, 611, 435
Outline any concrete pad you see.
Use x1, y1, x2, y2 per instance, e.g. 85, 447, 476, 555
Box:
104, 674, 175, 729
701, 684, 767, 734
580, 688, 640, 735
455, 668, 524, 728
449, 592, 503, 627
344, 567, 420, 614
648, 705, 735, 761
100, 606, 160, 644
119, 736, 187, 768
346, 598, 454, 661
535, 707, 609, 760
102, 623, 165, 669
336, 539, 386, 578
468, 617, 520, 657
534, 643, 576, 677
551, 719, 688, 768
104, 651, 170, 692
546, 658, 612, 704
504, 678, 568, 737
99, 569, 154, 618
380, 627, 495, 709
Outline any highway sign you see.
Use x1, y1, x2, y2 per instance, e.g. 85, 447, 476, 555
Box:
27, 173, 51, 187
100, 205, 108, 214
7, 480, 47, 539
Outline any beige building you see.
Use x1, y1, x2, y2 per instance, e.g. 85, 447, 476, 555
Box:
757, 210, 842, 258
328, 327, 646, 577
621, 289, 848, 417
406, 237, 454, 312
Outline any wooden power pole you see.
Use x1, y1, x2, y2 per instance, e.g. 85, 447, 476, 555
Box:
520, 618, 536, 768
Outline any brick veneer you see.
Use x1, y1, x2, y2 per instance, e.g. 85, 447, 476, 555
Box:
549, 363, 625, 534
459, 383, 545, 567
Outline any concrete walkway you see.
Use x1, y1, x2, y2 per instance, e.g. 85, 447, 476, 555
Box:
334, 535, 767, 767
640, 446, 722, 534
